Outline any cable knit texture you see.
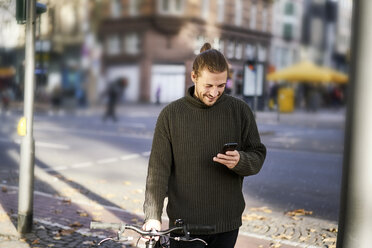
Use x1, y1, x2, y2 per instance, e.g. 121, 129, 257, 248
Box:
144, 86, 266, 234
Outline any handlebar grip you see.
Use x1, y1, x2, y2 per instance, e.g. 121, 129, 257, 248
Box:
186, 224, 216, 233
90, 221, 122, 230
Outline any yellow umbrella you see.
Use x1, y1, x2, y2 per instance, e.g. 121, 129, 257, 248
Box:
324, 67, 349, 84
267, 61, 348, 83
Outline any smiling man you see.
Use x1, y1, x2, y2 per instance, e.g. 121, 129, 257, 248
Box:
143, 43, 266, 248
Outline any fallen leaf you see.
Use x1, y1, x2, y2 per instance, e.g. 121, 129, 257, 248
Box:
242, 213, 267, 221
123, 181, 132, 186
249, 206, 272, 213
299, 236, 309, 242
54, 209, 62, 214
326, 227, 338, 233
285, 209, 313, 217
32, 239, 40, 244
272, 234, 292, 240
270, 242, 282, 248
60, 229, 75, 236
62, 199, 71, 205
47, 244, 55, 247
323, 237, 337, 243
1, 186, 7, 193
70, 221, 83, 228
77, 210, 89, 217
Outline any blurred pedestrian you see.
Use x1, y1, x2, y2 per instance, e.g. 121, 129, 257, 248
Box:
142, 43, 266, 248
51, 85, 62, 110
102, 78, 124, 122
155, 85, 161, 105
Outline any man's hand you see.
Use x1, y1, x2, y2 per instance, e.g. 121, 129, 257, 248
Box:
213, 150, 240, 169
142, 219, 161, 241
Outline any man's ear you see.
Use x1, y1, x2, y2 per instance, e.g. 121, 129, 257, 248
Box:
191, 71, 197, 84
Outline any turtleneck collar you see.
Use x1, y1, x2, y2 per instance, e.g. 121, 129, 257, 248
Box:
185, 86, 227, 109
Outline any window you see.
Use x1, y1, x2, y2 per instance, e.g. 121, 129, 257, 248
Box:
235, 0, 243, 26
227, 40, 234, 59
129, 0, 139, 16
217, 0, 224, 23
124, 33, 140, 55
201, 0, 209, 19
219, 39, 225, 53
213, 38, 220, 51
106, 35, 121, 55
213, 38, 224, 53
194, 36, 206, 55
262, 9, 268, 32
245, 44, 255, 60
249, 4, 257, 29
284, 2, 295, 15
158, 0, 185, 15
110, 0, 122, 18
257, 45, 267, 62
283, 23, 293, 40
235, 43, 243, 60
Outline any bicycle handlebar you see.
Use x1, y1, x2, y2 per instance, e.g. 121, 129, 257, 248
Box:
90, 221, 216, 235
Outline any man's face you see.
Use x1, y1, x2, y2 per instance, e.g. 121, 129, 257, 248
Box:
191, 68, 227, 106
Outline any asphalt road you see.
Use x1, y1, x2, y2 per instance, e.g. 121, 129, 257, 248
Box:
0, 105, 345, 223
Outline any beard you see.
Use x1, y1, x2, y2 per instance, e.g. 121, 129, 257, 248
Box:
194, 90, 220, 106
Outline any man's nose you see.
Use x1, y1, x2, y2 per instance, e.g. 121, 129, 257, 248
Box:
210, 88, 219, 97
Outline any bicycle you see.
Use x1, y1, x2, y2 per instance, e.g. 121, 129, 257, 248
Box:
90, 219, 215, 248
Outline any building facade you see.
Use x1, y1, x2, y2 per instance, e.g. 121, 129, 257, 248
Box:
98, 0, 273, 103
269, 0, 303, 71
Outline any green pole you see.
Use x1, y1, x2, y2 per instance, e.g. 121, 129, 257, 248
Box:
17, 0, 36, 234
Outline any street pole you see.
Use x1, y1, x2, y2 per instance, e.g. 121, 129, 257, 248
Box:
18, 0, 36, 234
337, 0, 372, 247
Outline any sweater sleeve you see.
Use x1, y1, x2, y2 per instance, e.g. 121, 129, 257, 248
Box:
143, 109, 173, 222
232, 105, 266, 177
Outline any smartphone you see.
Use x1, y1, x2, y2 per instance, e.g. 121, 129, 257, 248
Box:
220, 143, 238, 154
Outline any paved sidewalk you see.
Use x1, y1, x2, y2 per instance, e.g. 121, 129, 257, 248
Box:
0, 185, 311, 248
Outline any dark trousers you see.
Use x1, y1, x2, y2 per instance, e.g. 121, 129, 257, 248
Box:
169, 229, 239, 248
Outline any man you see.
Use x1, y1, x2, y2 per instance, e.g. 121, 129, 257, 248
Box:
143, 43, 266, 247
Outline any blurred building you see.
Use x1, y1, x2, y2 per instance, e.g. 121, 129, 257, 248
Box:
334, 0, 352, 71
270, 0, 304, 70
301, 0, 339, 66
98, 0, 273, 103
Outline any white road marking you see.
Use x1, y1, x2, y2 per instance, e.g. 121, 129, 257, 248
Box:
35, 141, 70, 150
0, 137, 70, 150
70, 162, 94, 169
120, 154, 141, 160
97, 158, 119, 164
44, 166, 68, 172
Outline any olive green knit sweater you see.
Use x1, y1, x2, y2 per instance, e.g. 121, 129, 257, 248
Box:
144, 86, 266, 234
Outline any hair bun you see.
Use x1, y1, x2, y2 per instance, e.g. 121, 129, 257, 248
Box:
200, 42, 212, 53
